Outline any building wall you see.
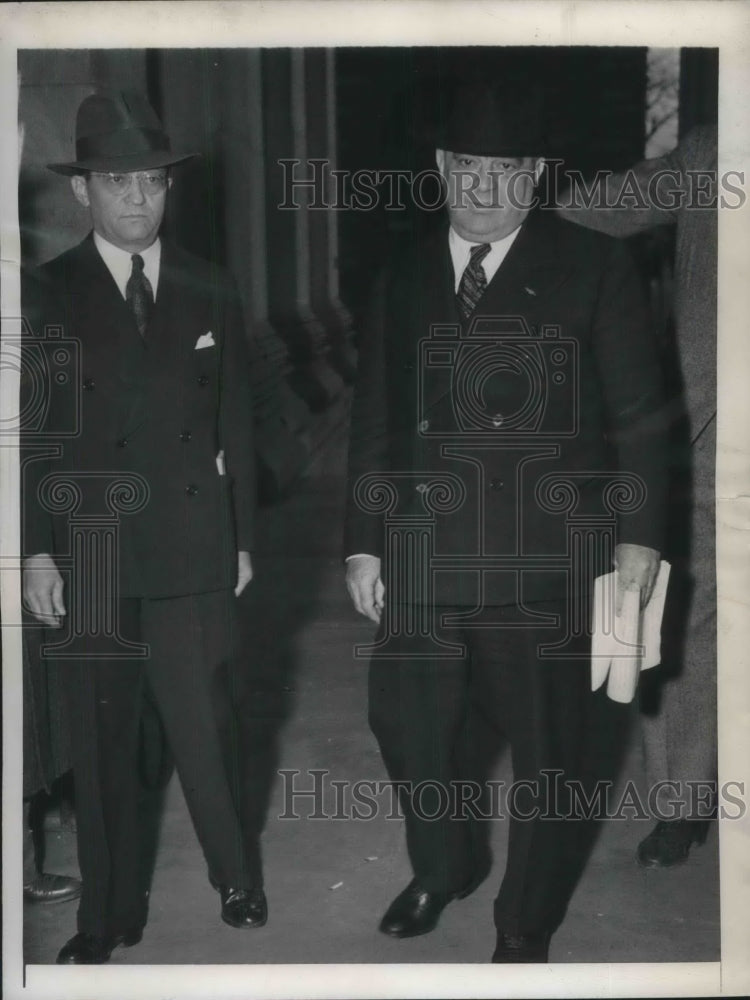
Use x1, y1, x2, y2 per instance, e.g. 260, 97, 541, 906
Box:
18, 49, 148, 265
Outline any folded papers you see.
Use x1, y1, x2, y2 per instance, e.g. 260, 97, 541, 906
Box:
591, 561, 671, 703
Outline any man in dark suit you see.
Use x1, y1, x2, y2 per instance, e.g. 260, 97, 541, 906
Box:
22, 91, 265, 964
558, 125, 718, 868
344, 84, 668, 962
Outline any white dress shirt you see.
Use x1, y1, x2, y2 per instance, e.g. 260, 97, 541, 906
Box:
448, 224, 522, 292
93, 232, 162, 300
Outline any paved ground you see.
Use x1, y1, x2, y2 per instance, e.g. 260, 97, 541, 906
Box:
24, 432, 720, 967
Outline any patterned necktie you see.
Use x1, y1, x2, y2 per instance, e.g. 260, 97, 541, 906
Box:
125, 253, 154, 338
456, 242, 491, 318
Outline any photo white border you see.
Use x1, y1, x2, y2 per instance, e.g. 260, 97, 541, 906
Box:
2, 2, 749, 998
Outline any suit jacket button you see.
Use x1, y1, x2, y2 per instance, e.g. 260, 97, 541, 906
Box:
490, 478, 504, 491
180, 430, 192, 442
418, 419, 430, 433
185, 484, 198, 496
83, 378, 95, 391
197, 375, 209, 386
116, 438, 128, 448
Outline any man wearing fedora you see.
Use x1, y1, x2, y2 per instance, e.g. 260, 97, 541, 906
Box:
22, 91, 265, 964
344, 82, 669, 961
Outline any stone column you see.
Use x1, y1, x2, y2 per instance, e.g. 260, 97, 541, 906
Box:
305, 48, 357, 382
263, 47, 344, 412
156, 48, 311, 499
215, 49, 310, 496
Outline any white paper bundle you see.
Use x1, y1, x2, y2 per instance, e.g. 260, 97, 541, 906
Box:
591, 561, 671, 703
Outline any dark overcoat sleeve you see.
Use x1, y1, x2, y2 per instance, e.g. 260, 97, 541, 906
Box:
20, 267, 61, 559
590, 237, 668, 551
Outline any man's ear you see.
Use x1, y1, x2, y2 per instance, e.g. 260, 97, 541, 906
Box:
70, 175, 90, 208
435, 148, 446, 177
533, 158, 546, 184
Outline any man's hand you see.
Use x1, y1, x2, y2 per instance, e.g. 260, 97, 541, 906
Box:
23, 553, 66, 627
235, 550, 253, 597
346, 554, 384, 624
613, 543, 660, 615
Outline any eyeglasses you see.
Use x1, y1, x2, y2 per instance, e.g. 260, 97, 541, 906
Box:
90, 171, 169, 195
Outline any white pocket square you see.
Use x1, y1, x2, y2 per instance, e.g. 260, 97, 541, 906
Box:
195, 331, 216, 350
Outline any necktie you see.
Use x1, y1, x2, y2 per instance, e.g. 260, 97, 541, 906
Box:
125, 254, 154, 338
456, 243, 491, 318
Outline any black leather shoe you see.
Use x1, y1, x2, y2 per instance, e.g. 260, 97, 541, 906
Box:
492, 930, 551, 963
24, 872, 81, 905
56, 929, 142, 964
378, 871, 485, 939
219, 886, 268, 928
379, 881, 452, 938
636, 819, 710, 868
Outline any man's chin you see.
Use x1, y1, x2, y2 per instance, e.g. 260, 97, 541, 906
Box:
114, 222, 157, 247
119, 220, 152, 232
450, 213, 515, 242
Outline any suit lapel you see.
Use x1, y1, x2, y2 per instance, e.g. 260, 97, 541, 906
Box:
119, 240, 188, 438
121, 242, 210, 438
412, 225, 461, 334
417, 212, 575, 413
475, 209, 575, 316
69, 234, 135, 331
386, 229, 457, 415
62, 237, 148, 436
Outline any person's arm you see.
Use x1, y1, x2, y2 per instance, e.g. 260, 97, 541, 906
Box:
557, 148, 682, 238
20, 268, 66, 625
218, 276, 257, 596
343, 272, 389, 623
590, 237, 669, 609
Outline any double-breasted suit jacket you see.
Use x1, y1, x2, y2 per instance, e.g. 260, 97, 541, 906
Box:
345, 210, 668, 608
24, 234, 256, 599
22, 234, 262, 931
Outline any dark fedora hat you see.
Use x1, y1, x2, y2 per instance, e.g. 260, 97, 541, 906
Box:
434, 80, 547, 158
48, 90, 196, 176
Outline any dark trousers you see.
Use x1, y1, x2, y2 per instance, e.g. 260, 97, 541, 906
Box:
369, 600, 611, 935
57, 589, 258, 937
642, 425, 717, 813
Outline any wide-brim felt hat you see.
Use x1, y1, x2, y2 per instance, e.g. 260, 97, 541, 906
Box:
48, 90, 196, 176
433, 81, 547, 158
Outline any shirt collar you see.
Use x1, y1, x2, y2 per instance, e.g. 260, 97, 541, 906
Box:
93, 232, 162, 300
448, 224, 522, 293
